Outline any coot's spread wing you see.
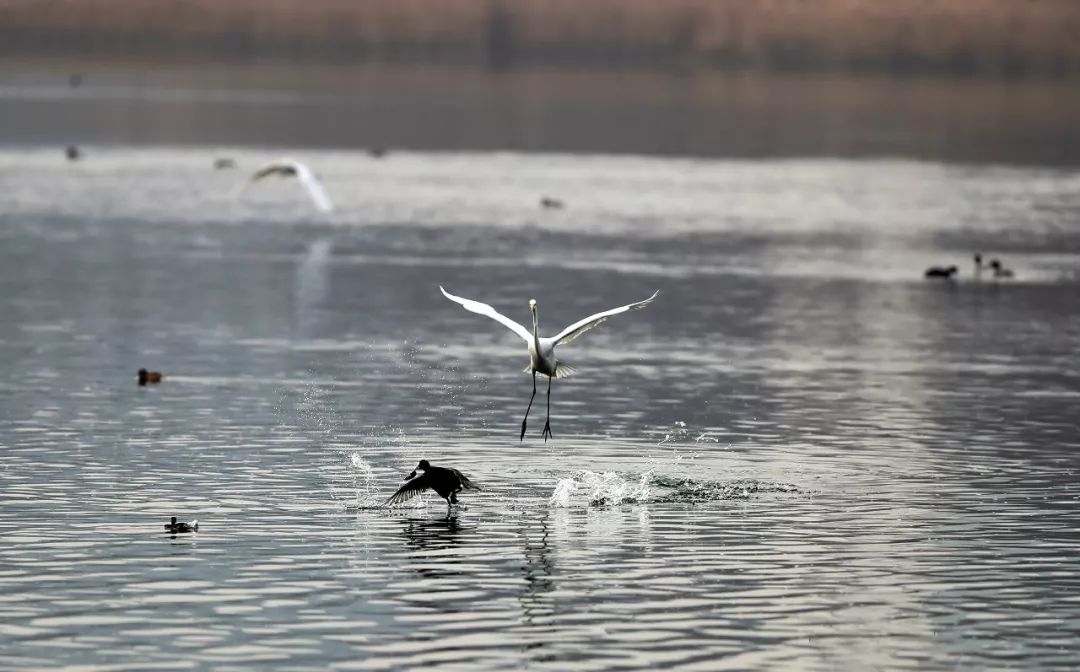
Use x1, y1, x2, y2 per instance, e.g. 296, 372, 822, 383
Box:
385, 472, 432, 506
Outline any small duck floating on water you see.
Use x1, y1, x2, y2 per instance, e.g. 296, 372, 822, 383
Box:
989, 258, 1015, 279
924, 265, 958, 279
385, 460, 480, 513
138, 368, 164, 386
164, 517, 198, 533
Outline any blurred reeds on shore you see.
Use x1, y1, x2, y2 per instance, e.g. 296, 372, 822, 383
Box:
3, 0, 1080, 78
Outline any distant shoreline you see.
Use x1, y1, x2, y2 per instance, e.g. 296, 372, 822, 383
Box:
3, 59, 1078, 166
3, 0, 1080, 80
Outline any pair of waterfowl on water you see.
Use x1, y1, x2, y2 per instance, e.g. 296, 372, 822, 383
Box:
925, 253, 1014, 280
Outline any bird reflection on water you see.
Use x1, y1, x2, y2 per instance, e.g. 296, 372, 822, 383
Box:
398, 514, 470, 585
518, 512, 556, 626
400, 514, 466, 551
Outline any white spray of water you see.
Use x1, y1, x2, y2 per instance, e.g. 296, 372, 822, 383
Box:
549, 469, 653, 508
325, 451, 387, 509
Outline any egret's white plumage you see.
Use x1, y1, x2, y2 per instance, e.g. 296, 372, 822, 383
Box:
243, 159, 334, 212
439, 286, 659, 440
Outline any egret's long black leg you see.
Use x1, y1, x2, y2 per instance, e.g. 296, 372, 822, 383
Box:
542, 375, 553, 441
521, 371, 537, 441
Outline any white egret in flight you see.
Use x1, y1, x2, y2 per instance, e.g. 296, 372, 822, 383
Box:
439, 286, 659, 441
243, 160, 334, 212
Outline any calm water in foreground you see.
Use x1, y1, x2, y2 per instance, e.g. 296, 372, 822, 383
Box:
1, 148, 1080, 670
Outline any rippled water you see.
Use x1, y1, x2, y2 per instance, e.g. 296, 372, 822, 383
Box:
1, 148, 1079, 669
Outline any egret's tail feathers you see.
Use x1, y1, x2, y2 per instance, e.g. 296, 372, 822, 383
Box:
555, 361, 576, 378
522, 362, 576, 378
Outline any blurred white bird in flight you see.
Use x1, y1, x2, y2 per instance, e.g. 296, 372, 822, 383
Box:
439, 286, 659, 441
241, 159, 334, 212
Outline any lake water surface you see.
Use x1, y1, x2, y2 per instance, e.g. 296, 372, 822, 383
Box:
1, 148, 1079, 669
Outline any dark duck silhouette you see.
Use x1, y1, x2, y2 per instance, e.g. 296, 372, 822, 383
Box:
137, 368, 164, 385
65, 145, 81, 161
385, 460, 480, 512
924, 265, 958, 279
989, 258, 1014, 278
164, 516, 198, 533
540, 196, 565, 210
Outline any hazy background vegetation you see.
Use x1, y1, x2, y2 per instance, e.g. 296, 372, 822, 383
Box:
4, 0, 1080, 77
2, 0, 1078, 163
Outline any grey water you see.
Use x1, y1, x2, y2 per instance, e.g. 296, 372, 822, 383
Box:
1, 147, 1080, 670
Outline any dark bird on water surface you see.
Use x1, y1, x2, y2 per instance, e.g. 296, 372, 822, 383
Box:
65, 145, 81, 161
164, 516, 198, 533
385, 460, 480, 513
924, 265, 958, 279
989, 258, 1015, 279
540, 196, 565, 210
138, 368, 164, 386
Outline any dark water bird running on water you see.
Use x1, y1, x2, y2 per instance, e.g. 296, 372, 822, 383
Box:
439, 286, 659, 441
164, 517, 198, 533
137, 368, 164, 386
924, 265, 958, 279
385, 460, 480, 514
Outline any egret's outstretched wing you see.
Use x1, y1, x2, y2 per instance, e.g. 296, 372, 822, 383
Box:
451, 469, 481, 491
553, 290, 659, 346
292, 162, 334, 212
439, 286, 531, 342
385, 473, 431, 506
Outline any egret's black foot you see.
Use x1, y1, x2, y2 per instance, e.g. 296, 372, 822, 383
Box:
542, 421, 552, 441
520, 420, 528, 441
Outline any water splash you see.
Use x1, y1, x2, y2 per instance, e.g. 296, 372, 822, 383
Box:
550, 470, 799, 507
657, 420, 689, 444
326, 452, 385, 509
658, 420, 723, 446
550, 470, 653, 507
649, 475, 799, 503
